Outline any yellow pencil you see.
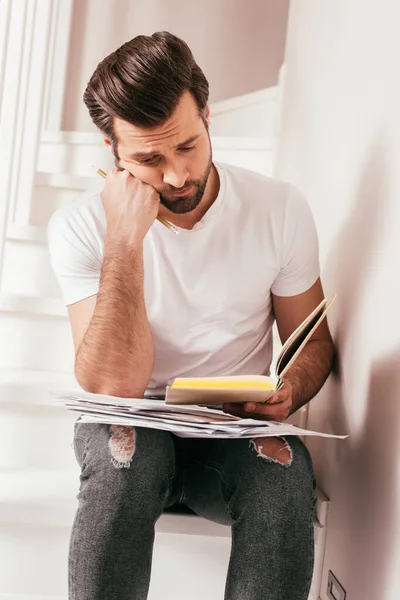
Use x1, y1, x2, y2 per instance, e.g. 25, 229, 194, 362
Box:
94, 168, 179, 234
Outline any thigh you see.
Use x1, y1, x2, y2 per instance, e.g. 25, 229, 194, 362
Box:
177, 437, 237, 525
181, 435, 316, 524
73, 421, 183, 507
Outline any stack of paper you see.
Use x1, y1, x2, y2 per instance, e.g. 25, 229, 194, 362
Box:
50, 389, 347, 440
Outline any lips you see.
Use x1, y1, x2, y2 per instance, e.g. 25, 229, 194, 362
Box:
167, 185, 193, 198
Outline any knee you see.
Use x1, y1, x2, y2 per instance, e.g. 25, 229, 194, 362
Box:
74, 423, 136, 471
75, 423, 175, 483
248, 436, 316, 512
75, 424, 175, 512
250, 436, 293, 467
108, 425, 137, 468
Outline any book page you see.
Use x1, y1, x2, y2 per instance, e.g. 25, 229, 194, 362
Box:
165, 384, 277, 405
275, 296, 336, 378
52, 389, 348, 439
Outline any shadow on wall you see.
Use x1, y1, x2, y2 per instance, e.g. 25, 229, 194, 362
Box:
324, 131, 390, 355
340, 350, 400, 599
314, 131, 391, 442
308, 131, 400, 598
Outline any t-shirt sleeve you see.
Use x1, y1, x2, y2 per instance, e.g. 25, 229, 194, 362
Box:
47, 208, 102, 306
271, 184, 320, 297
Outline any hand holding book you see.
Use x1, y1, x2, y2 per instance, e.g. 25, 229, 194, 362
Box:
222, 379, 294, 422
51, 296, 344, 440
165, 296, 336, 408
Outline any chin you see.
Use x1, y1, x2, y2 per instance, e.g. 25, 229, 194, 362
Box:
161, 195, 202, 215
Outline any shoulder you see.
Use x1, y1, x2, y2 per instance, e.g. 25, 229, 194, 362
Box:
216, 162, 309, 217
47, 191, 106, 251
217, 161, 287, 194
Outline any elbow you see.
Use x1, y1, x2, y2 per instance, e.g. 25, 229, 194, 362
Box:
77, 379, 147, 399
74, 366, 149, 399
74, 348, 154, 398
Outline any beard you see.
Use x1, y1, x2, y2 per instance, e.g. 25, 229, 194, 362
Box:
157, 152, 213, 215
113, 128, 213, 215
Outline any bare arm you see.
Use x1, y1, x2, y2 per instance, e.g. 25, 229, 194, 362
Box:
73, 240, 154, 397
69, 168, 160, 398
223, 279, 334, 421
272, 278, 334, 413
282, 339, 333, 413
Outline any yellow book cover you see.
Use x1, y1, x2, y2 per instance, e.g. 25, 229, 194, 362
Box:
165, 296, 336, 406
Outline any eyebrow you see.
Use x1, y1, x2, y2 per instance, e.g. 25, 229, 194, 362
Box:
129, 134, 200, 161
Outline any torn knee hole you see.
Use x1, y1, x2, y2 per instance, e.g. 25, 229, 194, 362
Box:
251, 436, 293, 466
109, 425, 136, 469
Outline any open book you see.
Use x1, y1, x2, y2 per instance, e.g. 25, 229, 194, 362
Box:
165, 295, 336, 405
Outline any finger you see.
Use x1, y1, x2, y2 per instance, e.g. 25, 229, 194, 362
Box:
223, 401, 289, 421
251, 398, 291, 418
117, 160, 129, 171
266, 386, 291, 404
267, 392, 286, 405
248, 401, 287, 415
222, 404, 252, 419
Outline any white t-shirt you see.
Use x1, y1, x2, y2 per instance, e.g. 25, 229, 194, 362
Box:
48, 162, 320, 394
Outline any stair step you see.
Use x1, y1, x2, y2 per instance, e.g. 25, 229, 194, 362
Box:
0, 293, 66, 317
0, 470, 79, 526
210, 86, 278, 116
0, 595, 65, 600
35, 172, 99, 190
0, 469, 229, 536
7, 225, 47, 244
0, 468, 326, 600
0, 369, 75, 387
0, 300, 72, 372
0, 520, 231, 600
0, 467, 329, 529
0, 375, 77, 403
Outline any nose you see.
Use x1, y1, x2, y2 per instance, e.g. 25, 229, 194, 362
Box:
163, 162, 188, 189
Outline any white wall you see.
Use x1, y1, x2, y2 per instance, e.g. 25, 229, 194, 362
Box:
62, 0, 289, 131
275, 1, 400, 599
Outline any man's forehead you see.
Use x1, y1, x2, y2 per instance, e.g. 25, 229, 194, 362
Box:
114, 117, 183, 146
114, 120, 202, 159
113, 91, 203, 150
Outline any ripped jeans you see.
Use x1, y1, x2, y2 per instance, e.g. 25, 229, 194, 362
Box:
70, 423, 316, 600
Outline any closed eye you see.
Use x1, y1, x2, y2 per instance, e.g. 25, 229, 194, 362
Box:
140, 156, 161, 165
178, 145, 196, 152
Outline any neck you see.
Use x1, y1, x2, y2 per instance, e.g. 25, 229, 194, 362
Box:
158, 163, 220, 230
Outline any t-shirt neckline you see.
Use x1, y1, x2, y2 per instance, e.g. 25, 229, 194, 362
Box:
173, 162, 226, 234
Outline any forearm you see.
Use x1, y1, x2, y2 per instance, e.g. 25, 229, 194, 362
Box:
285, 339, 334, 413
75, 239, 154, 397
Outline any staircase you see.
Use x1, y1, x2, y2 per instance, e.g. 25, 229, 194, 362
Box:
0, 112, 329, 600
0, 2, 328, 598
0, 115, 274, 600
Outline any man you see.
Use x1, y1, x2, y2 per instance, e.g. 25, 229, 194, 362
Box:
48, 31, 334, 600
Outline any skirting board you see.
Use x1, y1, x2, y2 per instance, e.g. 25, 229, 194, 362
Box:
0, 596, 65, 600
0, 593, 323, 600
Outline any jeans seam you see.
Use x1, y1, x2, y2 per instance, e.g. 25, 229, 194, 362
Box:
301, 510, 316, 599
166, 468, 175, 481
191, 459, 236, 520
159, 468, 176, 505
300, 466, 317, 599
73, 434, 88, 467
178, 465, 186, 504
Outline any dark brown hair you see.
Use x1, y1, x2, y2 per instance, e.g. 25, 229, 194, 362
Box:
83, 31, 209, 152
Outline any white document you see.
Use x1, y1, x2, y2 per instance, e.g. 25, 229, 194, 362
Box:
50, 389, 347, 440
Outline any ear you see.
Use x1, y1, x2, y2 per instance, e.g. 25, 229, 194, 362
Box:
205, 104, 211, 126
104, 137, 112, 149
